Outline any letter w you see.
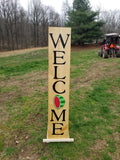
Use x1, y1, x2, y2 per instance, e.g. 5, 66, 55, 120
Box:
50, 33, 70, 48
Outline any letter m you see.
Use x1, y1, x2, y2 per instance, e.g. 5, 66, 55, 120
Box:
51, 109, 66, 121
49, 33, 70, 48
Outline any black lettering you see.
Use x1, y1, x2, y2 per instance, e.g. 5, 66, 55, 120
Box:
53, 80, 66, 94
51, 109, 66, 121
54, 66, 66, 79
50, 33, 70, 48
53, 51, 66, 65
52, 123, 64, 135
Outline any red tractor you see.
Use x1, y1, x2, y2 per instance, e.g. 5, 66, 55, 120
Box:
98, 33, 120, 58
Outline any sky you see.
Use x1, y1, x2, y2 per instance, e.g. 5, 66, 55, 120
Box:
19, 0, 120, 14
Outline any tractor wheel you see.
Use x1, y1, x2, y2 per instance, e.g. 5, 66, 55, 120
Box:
116, 54, 120, 58
116, 50, 120, 57
102, 49, 108, 58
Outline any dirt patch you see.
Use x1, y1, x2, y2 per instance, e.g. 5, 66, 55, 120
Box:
0, 47, 48, 57
0, 45, 99, 57
0, 91, 20, 105
0, 71, 48, 104
87, 139, 108, 160
0, 105, 9, 125
71, 61, 120, 91
110, 152, 120, 160
18, 146, 40, 160
92, 139, 108, 151
109, 132, 120, 160
112, 132, 120, 145
71, 45, 99, 52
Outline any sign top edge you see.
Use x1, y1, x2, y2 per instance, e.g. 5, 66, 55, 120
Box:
49, 27, 71, 31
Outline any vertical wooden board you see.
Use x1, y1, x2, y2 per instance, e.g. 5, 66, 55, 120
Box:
47, 27, 71, 140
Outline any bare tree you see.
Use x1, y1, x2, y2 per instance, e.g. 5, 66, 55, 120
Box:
29, 0, 43, 47
98, 9, 120, 34
0, 0, 20, 50
61, 0, 70, 26
48, 6, 61, 26
18, 7, 31, 49
0, 0, 61, 51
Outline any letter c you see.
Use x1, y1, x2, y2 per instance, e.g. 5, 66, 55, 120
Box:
53, 80, 65, 94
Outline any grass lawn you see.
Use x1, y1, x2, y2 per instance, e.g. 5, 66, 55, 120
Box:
0, 48, 120, 160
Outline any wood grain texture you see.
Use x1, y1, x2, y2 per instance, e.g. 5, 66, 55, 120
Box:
46, 27, 71, 140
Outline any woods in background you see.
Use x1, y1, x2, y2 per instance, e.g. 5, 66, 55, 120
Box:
0, 0, 61, 51
1, 0, 120, 51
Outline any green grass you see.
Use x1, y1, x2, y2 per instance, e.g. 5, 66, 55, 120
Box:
71, 50, 97, 78
0, 135, 5, 152
0, 50, 48, 78
0, 48, 120, 160
0, 86, 18, 93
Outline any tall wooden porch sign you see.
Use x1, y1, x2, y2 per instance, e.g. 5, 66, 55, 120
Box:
43, 27, 74, 143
